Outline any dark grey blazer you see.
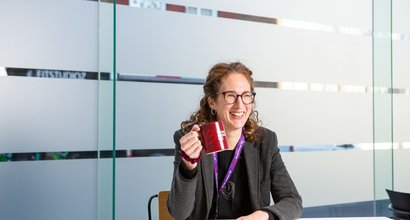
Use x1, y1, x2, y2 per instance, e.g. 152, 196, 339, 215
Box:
167, 127, 302, 220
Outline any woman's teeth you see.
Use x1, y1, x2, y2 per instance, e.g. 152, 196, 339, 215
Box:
231, 112, 244, 117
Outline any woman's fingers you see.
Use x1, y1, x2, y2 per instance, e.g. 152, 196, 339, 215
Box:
181, 139, 202, 157
190, 141, 203, 157
185, 140, 202, 156
179, 125, 202, 157
179, 126, 199, 146
191, 124, 200, 132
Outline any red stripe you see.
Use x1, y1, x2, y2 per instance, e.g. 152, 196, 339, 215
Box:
116, 0, 129, 5
166, 3, 186, 13
218, 11, 236, 19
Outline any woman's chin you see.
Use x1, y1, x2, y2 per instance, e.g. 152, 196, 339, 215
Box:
226, 122, 246, 131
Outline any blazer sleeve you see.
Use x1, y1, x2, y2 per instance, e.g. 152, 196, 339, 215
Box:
167, 130, 199, 219
260, 129, 303, 219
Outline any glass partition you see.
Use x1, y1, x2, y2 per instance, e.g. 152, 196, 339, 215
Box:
392, 0, 410, 197
111, 0, 393, 219
98, 1, 116, 220
0, 1, 401, 219
107, 0, 406, 218
1, 1, 101, 220
0, 0, 402, 219
373, 0, 393, 215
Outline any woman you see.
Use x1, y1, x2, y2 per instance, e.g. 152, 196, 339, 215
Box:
167, 62, 302, 219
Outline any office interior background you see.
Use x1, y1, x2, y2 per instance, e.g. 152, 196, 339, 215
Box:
1, 0, 409, 219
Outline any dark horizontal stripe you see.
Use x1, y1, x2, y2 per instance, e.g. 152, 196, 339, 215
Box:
254, 81, 279, 88
99, 149, 175, 158
1, 142, 400, 162
5, 67, 111, 80
117, 73, 205, 85
0, 144, 352, 162
0, 151, 98, 162
0, 149, 175, 162
218, 11, 278, 25
3, 67, 410, 95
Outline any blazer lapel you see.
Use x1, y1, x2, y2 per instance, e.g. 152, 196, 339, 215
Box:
201, 152, 214, 213
243, 142, 259, 209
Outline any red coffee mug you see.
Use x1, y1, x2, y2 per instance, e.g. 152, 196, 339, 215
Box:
200, 121, 228, 154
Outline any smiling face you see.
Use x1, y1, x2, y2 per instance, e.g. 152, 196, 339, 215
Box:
208, 72, 253, 135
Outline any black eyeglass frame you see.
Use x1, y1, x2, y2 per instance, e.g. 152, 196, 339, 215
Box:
216, 91, 256, 104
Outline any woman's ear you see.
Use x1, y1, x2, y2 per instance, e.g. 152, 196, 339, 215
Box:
207, 96, 216, 110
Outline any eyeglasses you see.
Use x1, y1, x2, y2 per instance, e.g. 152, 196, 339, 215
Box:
217, 91, 256, 104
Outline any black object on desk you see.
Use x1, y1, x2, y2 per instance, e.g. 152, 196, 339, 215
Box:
386, 189, 410, 220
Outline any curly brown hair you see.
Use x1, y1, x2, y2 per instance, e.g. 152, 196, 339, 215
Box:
181, 62, 262, 142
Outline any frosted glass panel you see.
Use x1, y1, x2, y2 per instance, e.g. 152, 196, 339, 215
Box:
256, 89, 373, 145
0, 160, 97, 220
116, 82, 202, 149
0, 77, 98, 153
394, 149, 410, 193
392, 0, 410, 214
393, 0, 410, 35
117, 6, 372, 85
373, 0, 393, 214
283, 151, 373, 207
115, 157, 174, 220
0, 0, 98, 71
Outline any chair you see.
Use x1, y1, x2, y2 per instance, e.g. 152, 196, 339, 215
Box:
386, 189, 410, 220
148, 191, 174, 220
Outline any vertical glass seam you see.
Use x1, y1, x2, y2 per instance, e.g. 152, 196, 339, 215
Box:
112, 1, 117, 220
371, 0, 376, 215
390, 0, 394, 191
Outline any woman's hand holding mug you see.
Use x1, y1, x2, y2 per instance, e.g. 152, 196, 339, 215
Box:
179, 125, 203, 170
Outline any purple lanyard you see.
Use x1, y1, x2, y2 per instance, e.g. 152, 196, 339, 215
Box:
212, 132, 245, 194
